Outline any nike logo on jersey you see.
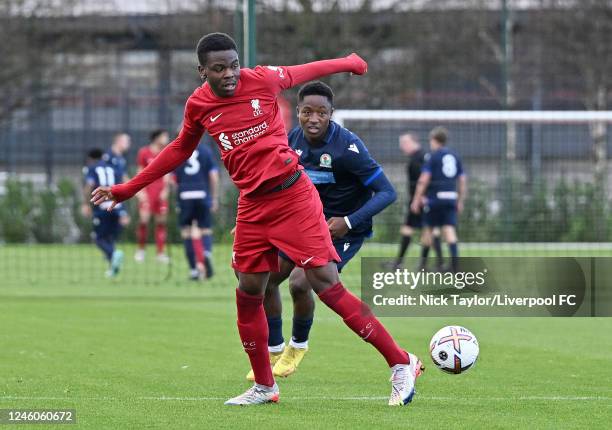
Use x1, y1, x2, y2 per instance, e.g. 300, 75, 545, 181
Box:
348, 143, 360, 154
343, 242, 351, 252
210, 113, 223, 122
300, 256, 314, 266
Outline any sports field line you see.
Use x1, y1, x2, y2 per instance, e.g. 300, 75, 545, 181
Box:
1, 395, 611, 402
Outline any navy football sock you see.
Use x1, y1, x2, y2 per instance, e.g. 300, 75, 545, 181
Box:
202, 235, 213, 255
267, 316, 284, 347
449, 242, 459, 272
291, 317, 314, 344
433, 236, 443, 266
95, 237, 114, 261
183, 239, 196, 270
397, 235, 411, 262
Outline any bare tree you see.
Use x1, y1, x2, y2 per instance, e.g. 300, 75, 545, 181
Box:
542, 0, 612, 186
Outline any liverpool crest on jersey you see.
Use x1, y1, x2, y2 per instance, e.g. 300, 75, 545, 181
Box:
251, 99, 263, 117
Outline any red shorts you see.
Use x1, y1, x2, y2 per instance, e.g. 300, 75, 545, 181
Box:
139, 196, 168, 216
232, 173, 340, 273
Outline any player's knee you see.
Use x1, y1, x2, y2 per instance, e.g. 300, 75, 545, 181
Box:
443, 226, 458, 243
180, 228, 190, 239
400, 225, 413, 236
289, 273, 310, 297
238, 273, 267, 295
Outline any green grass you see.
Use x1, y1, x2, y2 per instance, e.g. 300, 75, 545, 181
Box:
1, 243, 611, 429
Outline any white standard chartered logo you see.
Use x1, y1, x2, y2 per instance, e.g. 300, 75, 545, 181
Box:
219, 133, 232, 151
217, 121, 268, 152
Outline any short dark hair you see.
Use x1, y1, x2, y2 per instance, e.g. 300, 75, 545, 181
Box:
297, 81, 334, 106
430, 126, 448, 145
196, 32, 238, 66
88, 148, 103, 160
149, 129, 168, 143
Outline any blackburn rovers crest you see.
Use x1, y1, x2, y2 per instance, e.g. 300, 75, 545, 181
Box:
320, 153, 332, 168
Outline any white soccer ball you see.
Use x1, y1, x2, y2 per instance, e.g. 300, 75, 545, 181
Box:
429, 325, 479, 374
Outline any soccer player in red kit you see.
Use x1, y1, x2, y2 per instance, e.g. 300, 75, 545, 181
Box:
135, 129, 172, 263
92, 32, 423, 406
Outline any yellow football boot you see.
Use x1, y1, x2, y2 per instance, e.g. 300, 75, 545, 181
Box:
272, 345, 308, 377
246, 350, 284, 381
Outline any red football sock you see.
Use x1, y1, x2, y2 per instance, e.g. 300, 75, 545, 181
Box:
192, 238, 204, 265
236, 289, 274, 387
137, 223, 147, 249
317, 283, 409, 367
155, 224, 167, 254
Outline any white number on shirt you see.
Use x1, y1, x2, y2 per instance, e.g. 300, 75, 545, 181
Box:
441, 154, 457, 178
95, 166, 116, 186
184, 150, 201, 175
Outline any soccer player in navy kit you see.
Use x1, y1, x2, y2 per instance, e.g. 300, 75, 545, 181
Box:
411, 127, 466, 273
174, 142, 219, 280
82, 148, 130, 277
245, 81, 397, 380
103, 132, 131, 183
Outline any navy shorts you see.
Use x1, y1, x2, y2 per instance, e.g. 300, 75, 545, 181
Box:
178, 198, 211, 228
423, 203, 457, 227
279, 236, 365, 273
405, 209, 422, 228
92, 208, 125, 240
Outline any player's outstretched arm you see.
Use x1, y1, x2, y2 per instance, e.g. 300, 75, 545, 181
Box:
270, 54, 367, 90
91, 128, 202, 210
345, 171, 397, 231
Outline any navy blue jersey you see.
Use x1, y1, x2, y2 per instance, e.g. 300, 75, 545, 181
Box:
288, 121, 396, 238
174, 144, 218, 201
422, 147, 464, 205
102, 150, 127, 183
84, 160, 124, 212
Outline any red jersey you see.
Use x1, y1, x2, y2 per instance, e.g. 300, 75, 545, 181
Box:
136, 146, 166, 197
110, 54, 367, 202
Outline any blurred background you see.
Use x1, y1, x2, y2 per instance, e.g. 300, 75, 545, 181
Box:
1, 0, 611, 284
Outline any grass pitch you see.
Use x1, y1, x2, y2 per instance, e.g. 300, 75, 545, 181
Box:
1, 243, 611, 429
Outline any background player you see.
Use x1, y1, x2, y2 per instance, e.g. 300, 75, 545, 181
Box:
247, 81, 397, 380
92, 32, 423, 407
135, 129, 172, 263
392, 132, 443, 270
411, 126, 466, 272
82, 148, 129, 277
102, 132, 131, 184
174, 142, 219, 280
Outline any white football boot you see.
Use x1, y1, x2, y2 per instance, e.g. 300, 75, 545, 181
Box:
224, 383, 280, 406
388, 353, 424, 406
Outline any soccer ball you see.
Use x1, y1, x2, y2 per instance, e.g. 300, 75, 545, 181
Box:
429, 325, 479, 374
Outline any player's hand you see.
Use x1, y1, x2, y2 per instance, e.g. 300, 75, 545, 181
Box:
327, 217, 349, 240
91, 186, 118, 211
410, 200, 421, 214
347, 53, 368, 75
457, 200, 464, 214
230, 226, 236, 236
80, 203, 92, 218
211, 198, 219, 214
